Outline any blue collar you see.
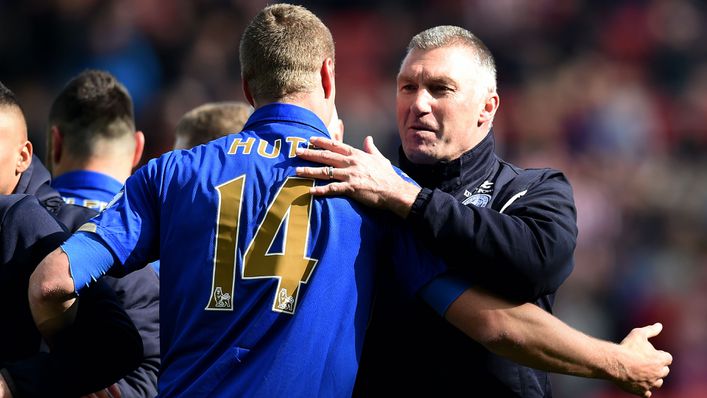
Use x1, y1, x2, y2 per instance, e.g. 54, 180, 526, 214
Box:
243, 103, 331, 138
52, 170, 124, 197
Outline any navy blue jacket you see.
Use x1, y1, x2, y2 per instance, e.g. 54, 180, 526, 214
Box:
0, 194, 143, 397
355, 133, 577, 397
13, 157, 160, 398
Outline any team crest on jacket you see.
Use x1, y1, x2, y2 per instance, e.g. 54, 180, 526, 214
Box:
463, 193, 491, 207
462, 179, 494, 207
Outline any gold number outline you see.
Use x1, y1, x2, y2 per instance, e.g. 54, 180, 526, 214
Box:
206, 175, 319, 315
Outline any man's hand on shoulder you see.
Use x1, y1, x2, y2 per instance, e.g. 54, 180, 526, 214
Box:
296, 136, 420, 218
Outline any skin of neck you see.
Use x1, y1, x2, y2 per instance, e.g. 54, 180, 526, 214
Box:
53, 140, 136, 184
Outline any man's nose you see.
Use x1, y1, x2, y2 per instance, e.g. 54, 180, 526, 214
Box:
410, 90, 432, 115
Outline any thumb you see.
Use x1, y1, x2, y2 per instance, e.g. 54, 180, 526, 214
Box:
643, 322, 663, 339
363, 136, 382, 156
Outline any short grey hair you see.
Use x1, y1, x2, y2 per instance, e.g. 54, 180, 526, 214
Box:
407, 25, 497, 93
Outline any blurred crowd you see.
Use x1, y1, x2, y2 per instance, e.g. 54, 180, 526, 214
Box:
2, 0, 705, 396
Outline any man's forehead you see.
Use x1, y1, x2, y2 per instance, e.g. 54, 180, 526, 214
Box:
398, 48, 474, 82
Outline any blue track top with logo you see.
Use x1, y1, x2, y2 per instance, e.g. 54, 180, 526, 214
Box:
52, 170, 123, 211
71, 104, 447, 397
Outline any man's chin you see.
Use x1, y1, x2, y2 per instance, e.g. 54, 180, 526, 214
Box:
402, 146, 438, 165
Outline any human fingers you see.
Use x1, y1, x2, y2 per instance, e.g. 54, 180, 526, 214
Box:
107, 383, 121, 398
94, 389, 112, 398
295, 146, 349, 168
309, 181, 350, 196
642, 323, 663, 339
309, 136, 354, 156
623, 323, 662, 345
296, 166, 342, 181
362, 136, 383, 157
660, 351, 673, 366
660, 365, 670, 377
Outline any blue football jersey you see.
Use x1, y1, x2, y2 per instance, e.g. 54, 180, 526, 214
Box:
53, 169, 161, 276
52, 170, 123, 211
74, 104, 446, 397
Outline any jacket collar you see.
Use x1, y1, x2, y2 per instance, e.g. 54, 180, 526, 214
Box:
399, 131, 497, 191
14, 155, 65, 213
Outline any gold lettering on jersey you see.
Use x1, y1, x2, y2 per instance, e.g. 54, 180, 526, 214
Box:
228, 136, 310, 159
83, 199, 106, 211
228, 137, 255, 155
257, 139, 281, 158
242, 178, 318, 314
206, 175, 245, 311
286, 137, 307, 158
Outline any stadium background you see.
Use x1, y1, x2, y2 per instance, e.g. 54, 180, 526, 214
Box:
1, 0, 705, 396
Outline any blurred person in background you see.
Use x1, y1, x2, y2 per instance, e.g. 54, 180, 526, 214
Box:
173, 101, 252, 150
45, 70, 160, 398
173, 100, 343, 150
47, 70, 145, 212
0, 81, 143, 398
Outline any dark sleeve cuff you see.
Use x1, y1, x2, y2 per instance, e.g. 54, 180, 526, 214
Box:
408, 187, 434, 220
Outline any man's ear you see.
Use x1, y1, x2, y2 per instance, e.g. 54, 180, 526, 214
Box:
478, 92, 500, 126
242, 79, 255, 107
16, 140, 33, 174
50, 126, 63, 166
321, 57, 335, 100
132, 131, 145, 168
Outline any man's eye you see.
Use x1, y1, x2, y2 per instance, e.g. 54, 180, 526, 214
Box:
431, 85, 451, 93
400, 84, 416, 92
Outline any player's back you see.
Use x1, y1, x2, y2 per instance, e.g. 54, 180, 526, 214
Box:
150, 104, 391, 397
89, 104, 440, 397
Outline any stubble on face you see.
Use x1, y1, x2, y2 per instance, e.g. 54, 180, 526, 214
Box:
396, 45, 489, 165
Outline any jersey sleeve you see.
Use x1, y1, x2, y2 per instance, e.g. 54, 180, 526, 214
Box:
386, 166, 450, 296
386, 215, 448, 299
418, 273, 472, 316
78, 157, 165, 274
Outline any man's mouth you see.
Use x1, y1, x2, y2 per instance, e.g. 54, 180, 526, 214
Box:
408, 123, 436, 132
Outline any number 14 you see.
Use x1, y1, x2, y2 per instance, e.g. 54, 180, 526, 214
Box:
205, 176, 319, 315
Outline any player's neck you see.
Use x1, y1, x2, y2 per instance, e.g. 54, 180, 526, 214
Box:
260, 92, 333, 130
54, 156, 132, 184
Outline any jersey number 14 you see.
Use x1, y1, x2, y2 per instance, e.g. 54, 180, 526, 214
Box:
205, 176, 319, 315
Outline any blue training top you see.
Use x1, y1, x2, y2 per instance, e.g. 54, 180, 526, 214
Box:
65, 103, 449, 398
52, 170, 123, 211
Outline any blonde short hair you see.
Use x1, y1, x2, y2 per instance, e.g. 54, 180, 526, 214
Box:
239, 3, 335, 103
174, 102, 253, 149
